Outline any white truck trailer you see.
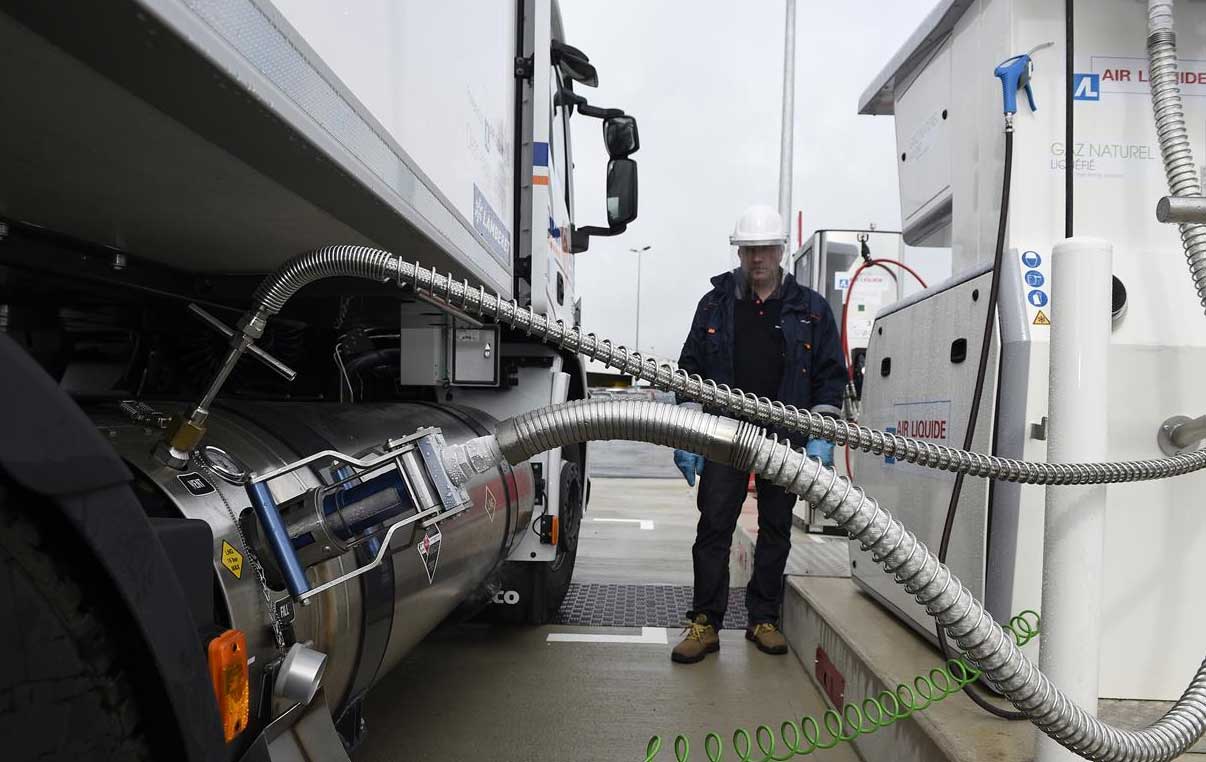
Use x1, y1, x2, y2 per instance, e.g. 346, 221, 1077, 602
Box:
0, 1, 639, 759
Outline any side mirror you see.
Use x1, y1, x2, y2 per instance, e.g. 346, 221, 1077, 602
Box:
551, 41, 599, 88
569, 159, 639, 253
606, 159, 638, 227
603, 115, 639, 158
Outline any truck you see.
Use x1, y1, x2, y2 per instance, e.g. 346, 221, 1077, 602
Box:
0, 0, 639, 759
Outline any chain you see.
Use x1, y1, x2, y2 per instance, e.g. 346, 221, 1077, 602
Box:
193, 456, 288, 653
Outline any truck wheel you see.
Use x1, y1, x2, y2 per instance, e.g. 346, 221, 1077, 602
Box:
537, 461, 583, 621
0, 486, 155, 762
481, 460, 583, 626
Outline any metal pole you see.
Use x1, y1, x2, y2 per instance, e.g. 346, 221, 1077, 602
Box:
635, 250, 642, 355
1036, 237, 1111, 762
777, 0, 796, 238
629, 245, 651, 357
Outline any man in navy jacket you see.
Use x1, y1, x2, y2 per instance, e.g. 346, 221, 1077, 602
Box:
671, 205, 847, 664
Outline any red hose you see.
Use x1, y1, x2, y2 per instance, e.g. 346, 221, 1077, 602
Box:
839, 258, 927, 382
839, 258, 927, 478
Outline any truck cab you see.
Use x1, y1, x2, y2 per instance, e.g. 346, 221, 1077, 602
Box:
0, 0, 638, 758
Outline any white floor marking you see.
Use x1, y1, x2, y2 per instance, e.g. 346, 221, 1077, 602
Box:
546, 627, 668, 644
592, 517, 654, 530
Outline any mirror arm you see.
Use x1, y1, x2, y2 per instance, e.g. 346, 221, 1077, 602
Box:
578, 103, 625, 119
569, 224, 628, 254
556, 90, 625, 120
577, 224, 625, 237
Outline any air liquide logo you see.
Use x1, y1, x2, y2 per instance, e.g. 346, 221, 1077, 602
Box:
1080, 57, 1206, 97
887, 400, 952, 473
1073, 73, 1100, 101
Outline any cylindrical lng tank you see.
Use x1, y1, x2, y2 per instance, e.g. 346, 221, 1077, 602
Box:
90, 400, 533, 738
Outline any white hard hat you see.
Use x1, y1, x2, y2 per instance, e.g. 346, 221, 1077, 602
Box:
730, 204, 787, 247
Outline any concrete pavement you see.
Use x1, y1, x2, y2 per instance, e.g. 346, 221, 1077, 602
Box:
351, 477, 861, 762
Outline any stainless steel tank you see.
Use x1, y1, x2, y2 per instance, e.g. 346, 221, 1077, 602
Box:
90, 401, 533, 729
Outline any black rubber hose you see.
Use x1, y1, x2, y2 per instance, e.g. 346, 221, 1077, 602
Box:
935, 127, 1027, 721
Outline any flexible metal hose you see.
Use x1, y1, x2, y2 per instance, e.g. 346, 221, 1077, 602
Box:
492, 399, 1206, 762
1147, 0, 1206, 312
251, 245, 398, 316
390, 258, 1206, 486
234, 247, 1206, 486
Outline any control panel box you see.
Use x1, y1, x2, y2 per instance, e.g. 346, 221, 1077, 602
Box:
399, 303, 500, 387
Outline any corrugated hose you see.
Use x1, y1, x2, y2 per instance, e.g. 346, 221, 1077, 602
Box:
484, 398, 1206, 762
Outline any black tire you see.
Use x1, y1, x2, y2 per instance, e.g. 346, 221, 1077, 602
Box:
0, 485, 155, 762
537, 460, 583, 621
481, 459, 584, 626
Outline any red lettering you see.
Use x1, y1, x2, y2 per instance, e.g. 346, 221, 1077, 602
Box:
1186, 72, 1200, 85
1103, 69, 1116, 81
1119, 69, 1131, 82
897, 415, 950, 440
1139, 69, 1148, 82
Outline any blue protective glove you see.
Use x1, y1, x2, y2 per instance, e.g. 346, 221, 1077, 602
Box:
673, 450, 705, 486
805, 438, 835, 468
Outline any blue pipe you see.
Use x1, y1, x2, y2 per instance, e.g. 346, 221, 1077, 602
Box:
247, 480, 311, 597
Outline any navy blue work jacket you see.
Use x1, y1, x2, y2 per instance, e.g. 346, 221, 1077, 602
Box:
676, 270, 847, 431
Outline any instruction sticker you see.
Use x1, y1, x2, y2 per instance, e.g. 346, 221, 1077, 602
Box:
1019, 249, 1052, 335
177, 472, 215, 496
274, 597, 295, 625
484, 486, 497, 522
418, 526, 443, 584
220, 540, 244, 579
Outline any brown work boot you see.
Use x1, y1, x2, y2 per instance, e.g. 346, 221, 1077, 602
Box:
746, 622, 788, 655
671, 614, 720, 664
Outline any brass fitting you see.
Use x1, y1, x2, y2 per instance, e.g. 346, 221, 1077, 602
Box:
166, 415, 207, 453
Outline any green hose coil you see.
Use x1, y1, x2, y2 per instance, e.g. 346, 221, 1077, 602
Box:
644, 610, 1041, 762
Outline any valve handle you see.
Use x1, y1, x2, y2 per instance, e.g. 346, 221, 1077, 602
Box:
188, 303, 298, 381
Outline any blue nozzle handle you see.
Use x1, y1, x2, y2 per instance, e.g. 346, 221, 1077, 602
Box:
247, 480, 311, 598
994, 53, 1037, 115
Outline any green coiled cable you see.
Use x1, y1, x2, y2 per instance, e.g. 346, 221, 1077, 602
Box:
644, 610, 1040, 762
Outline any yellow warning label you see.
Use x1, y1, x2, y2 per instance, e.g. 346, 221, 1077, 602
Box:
1033, 310, 1051, 326
220, 540, 243, 579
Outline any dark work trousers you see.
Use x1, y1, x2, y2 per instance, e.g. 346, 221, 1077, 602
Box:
689, 459, 796, 628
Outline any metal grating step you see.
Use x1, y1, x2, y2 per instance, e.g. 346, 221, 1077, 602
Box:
554, 584, 750, 629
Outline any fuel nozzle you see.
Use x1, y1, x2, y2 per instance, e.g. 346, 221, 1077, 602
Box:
994, 42, 1053, 119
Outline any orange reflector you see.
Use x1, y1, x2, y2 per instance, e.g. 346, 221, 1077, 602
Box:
207, 630, 249, 742
551, 515, 559, 547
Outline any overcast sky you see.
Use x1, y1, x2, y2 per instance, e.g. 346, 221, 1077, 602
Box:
560, 0, 940, 368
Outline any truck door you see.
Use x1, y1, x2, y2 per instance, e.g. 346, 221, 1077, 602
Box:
543, 63, 576, 322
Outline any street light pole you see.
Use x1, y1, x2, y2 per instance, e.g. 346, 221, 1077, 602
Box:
629, 245, 652, 360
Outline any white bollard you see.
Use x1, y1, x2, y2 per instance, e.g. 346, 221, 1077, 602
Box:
1036, 238, 1112, 762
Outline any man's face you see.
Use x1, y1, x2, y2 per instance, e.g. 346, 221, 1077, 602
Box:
738, 245, 783, 282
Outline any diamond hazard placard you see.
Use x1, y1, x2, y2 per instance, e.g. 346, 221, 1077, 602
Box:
220, 540, 243, 579
417, 526, 442, 584
484, 486, 497, 522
